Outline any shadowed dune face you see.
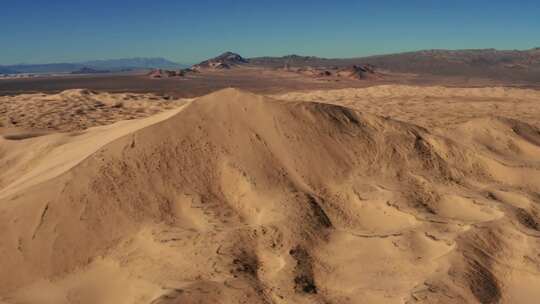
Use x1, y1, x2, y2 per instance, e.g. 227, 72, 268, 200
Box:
1, 88, 540, 304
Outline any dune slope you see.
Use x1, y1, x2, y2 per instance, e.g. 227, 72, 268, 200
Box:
274, 85, 540, 130
1, 88, 540, 304
0, 89, 185, 133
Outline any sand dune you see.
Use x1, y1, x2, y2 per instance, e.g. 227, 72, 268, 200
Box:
0, 89, 185, 133
274, 85, 540, 129
1, 87, 540, 303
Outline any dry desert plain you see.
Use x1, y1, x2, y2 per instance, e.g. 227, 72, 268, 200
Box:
1, 70, 540, 304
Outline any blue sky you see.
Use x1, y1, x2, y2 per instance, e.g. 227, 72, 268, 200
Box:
1, 0, 539, 65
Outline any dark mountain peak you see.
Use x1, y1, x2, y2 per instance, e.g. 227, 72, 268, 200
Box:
216, 51, 246, 60
213, 52, 248, 64
193, 52, 248, 70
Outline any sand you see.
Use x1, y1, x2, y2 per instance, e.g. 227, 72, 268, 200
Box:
274, 85, 540, 129
0, 89, 185, 133
1, 86, 540, 304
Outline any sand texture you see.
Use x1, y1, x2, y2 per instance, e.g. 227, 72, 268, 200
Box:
1, 86, 540, 304
0, 89, 185, 133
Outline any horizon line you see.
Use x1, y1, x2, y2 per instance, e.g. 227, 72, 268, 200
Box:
2, 46, 539, 66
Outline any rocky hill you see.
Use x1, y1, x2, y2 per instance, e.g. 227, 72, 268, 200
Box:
192, 52, 249, 70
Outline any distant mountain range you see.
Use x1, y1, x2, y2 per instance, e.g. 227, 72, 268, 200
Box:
0, 67, 19, 74
250, 48, 540, 82
0, 58, 187, 74
192, 48, 540, 82
3, 48, 540, 82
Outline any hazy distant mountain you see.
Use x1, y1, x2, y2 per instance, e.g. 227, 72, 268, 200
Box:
353, 48, 540, 78
81, 58, 186, 70
251, 48, 540, 82
0, 67, 19, 74
0, 57, 187, 74
3, 49, 540, 82
4, 63, 82, 74
70, 67, 111, 74
250, 54, 326, 67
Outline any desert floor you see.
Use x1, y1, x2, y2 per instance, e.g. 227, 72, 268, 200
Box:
2, 67, 539, 97
1, 85, 540, 304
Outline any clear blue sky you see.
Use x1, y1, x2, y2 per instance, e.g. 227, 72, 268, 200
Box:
1, 0, 539, 65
